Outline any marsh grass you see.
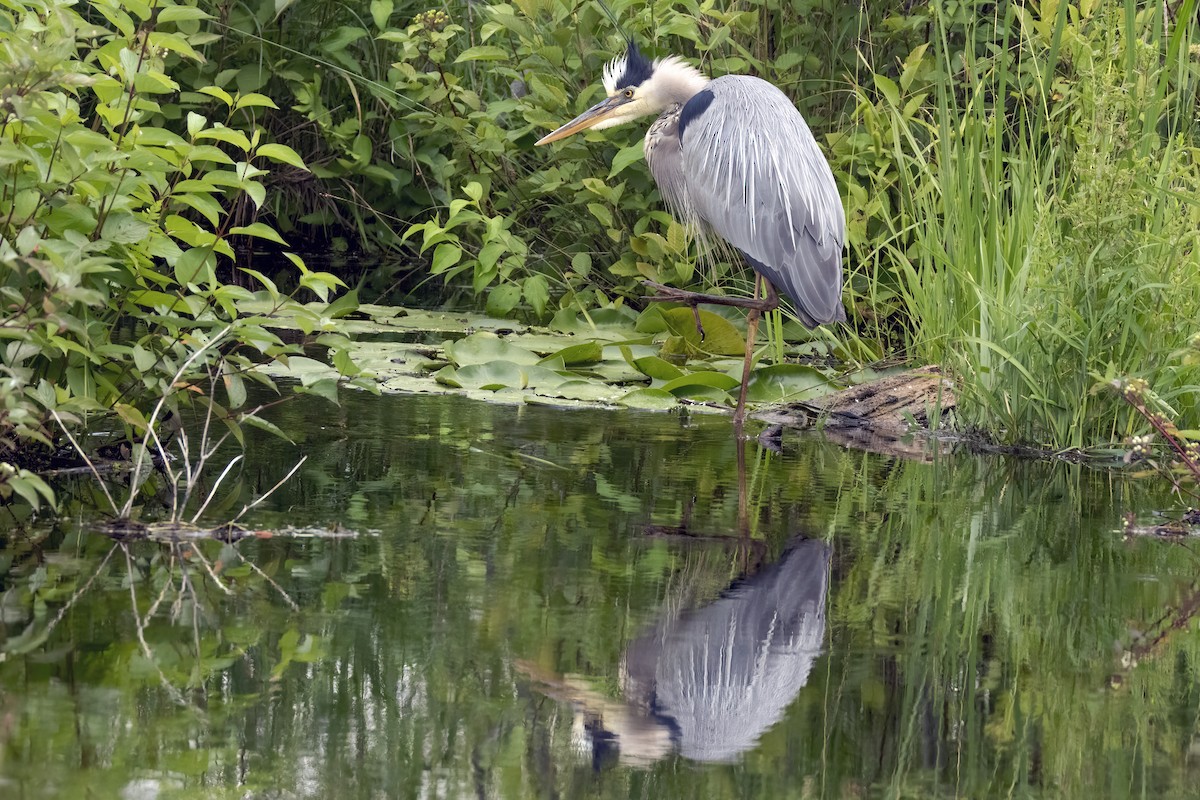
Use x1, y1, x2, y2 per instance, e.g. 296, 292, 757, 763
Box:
852, 0, 1200, 448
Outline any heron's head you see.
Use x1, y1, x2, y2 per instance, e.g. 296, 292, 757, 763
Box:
536, 43, 708, 145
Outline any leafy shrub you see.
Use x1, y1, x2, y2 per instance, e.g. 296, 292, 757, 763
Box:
0, 0, 367, 512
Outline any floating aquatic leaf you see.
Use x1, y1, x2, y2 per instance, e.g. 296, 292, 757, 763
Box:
616, 388, 679, 410
445, 332, 541, 367
745, 364, 834, 403
543, 340, 603, 365
536, 380, 621, 403
660, 308, 745, 356
521, 365, 571, 390
634, 305, 670, 333
660, 371, 741, 395
550, 306, 640, 337
627, 351, 684, 381
449, 361, 530, 391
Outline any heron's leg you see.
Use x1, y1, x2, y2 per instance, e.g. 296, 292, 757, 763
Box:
733, 276, 768, 429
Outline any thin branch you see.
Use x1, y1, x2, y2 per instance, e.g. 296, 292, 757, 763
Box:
231, 549, 299, 612
232, 455, 308, 523
50, 410, 118, 516
122, 544, 189, 707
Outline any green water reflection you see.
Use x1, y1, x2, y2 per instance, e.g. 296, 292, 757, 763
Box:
2, 392, 1199, 798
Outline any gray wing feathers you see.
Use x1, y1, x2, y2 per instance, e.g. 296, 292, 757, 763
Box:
679, 76, 845, 326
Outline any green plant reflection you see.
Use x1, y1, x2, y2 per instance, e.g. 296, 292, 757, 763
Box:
1, 392, 1198, 798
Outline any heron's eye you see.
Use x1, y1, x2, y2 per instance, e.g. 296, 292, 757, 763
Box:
623, 89, 634, 99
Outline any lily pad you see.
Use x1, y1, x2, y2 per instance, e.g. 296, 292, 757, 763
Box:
521, 365, 572, 390
744, 364, 834, 403
660, 308, 745, 356
617, 388, 680, 411
535, 380, 622, 403
629, 354, 684, 381
550, 306, 641, 338
543, 340, 604, 365
445, 332, 541, 367
436, 361, 528, 391
659, 371, 741, 395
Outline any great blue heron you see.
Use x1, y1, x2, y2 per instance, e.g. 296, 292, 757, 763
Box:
536, 43, 846, 426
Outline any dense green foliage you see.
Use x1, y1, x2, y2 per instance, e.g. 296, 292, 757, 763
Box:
157, 0, 1200, 448
0, 0, 370, 511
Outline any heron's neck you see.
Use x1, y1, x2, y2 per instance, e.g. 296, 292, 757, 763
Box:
652, 57, 710, 108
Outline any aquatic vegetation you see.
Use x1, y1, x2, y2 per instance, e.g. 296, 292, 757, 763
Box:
254, 302, 843, 412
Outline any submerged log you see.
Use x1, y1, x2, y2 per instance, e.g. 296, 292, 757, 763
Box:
756, 365, 956, 461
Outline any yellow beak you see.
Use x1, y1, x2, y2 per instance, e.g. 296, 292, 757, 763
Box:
535, 93, 634, 146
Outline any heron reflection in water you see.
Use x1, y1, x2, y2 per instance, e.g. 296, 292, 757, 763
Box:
518, 538, 830, 765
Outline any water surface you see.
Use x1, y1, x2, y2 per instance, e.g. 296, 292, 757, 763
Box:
2, 392, 1198, 798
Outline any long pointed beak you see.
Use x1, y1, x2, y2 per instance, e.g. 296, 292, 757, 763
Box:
535, 94, 633, 146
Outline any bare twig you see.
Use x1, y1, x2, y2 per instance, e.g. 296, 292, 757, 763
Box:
50, 409, 119, 516
189, 454, 244, 524
231, 550, 300, 612
121, 323, 235, 519
186, 541, 234, 596
232, 455, 308, 523
122, 544, 189, 707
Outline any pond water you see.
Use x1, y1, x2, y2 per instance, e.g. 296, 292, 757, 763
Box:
2, 391, 1199, 798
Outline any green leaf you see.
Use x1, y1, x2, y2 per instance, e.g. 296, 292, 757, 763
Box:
255, 143, 308, 170
542, 341, 603, 366
441, 361, 527, 391
234, 93, 280, 110
444, 332, 541, 367
486, 284, 521, 317
660, 371, 740, 395
369, 0, 393, 28
571, 252, 592, 277
229, 222, 288, 245
608, 143, 645, 178
629, 354, 684, 381
455, 46, 510, 62
874, 73, 900, 107
586, 203, 613, 228
197, 86, 234, 106
617, 388, 679, 410
523, 275, 549, 317
431, 243, 462, 275
745, 364, 833, 403
660, 308, 745, 356
160, 6, 212, 23
223, 372, 247, 409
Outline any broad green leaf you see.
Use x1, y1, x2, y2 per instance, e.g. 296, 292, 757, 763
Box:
159, 6, 212, 23
455, 46, 510, 62
234, 93, 280, 110
630, 355, 684, 381
446, 361, 528, 391
616, 388, 679, 410
431, 243, 461, 275
444, 332, 540, 366
523, 274, 549, 318
486, 284, 521, 317
659, 371, 740, 395
230, 222, 288, 245
745, 364, 834, 403
543, 341, 603, 366
660, 308, 745, 356
255, 143, 308, 170
608, 143, 644, 178
197, 85, 234, 106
